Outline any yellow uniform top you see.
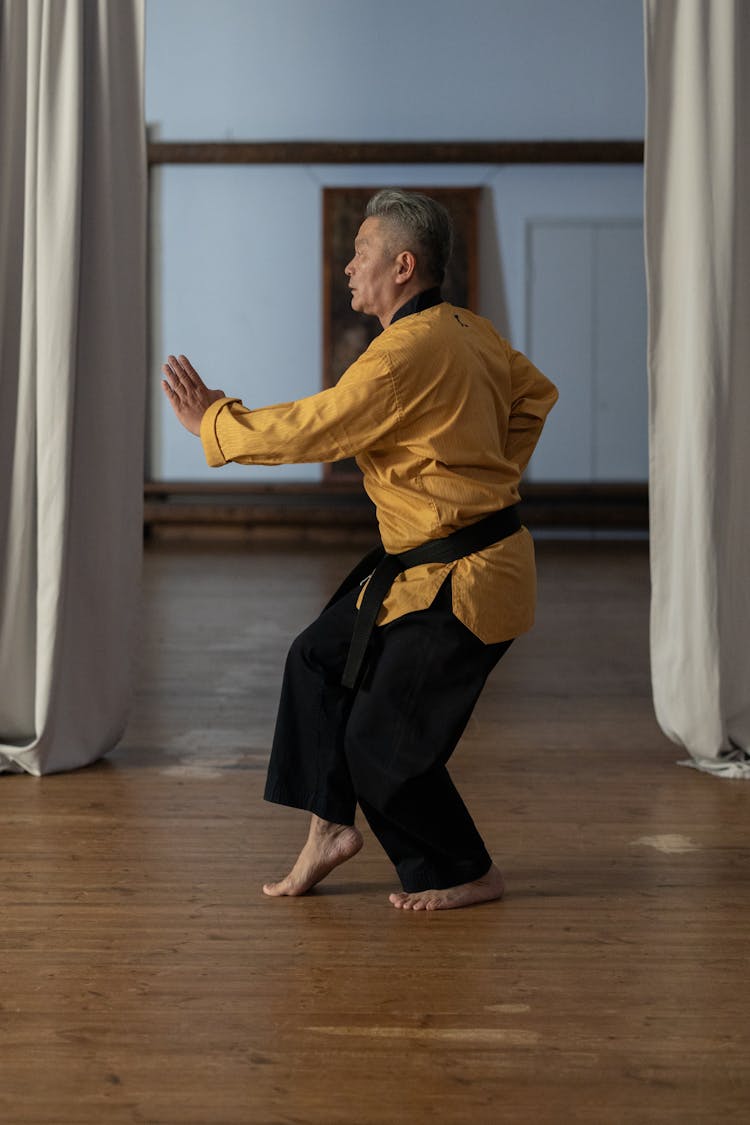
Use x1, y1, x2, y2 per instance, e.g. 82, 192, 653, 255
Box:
200, 301, 558, 643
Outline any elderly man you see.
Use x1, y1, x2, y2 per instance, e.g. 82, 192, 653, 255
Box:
162, 189, 557, 911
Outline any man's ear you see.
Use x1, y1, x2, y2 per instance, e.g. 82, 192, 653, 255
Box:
394, 250, 417, 286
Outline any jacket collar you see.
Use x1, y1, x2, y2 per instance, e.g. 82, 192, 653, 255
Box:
390, 286, 443, 325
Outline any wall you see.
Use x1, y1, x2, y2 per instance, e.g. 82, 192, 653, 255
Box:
146, 0, 646, 482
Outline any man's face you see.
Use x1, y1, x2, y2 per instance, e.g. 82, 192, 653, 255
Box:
344, 217, 397, 322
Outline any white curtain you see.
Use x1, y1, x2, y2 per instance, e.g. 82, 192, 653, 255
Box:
644, 0, 750, 775
0, 0, 146, 774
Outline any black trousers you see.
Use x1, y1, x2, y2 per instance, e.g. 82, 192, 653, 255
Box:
264, 571, 512, 892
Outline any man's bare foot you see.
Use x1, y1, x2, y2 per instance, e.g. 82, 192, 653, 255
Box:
263, 815, 363, 897
388, 863, 505, 911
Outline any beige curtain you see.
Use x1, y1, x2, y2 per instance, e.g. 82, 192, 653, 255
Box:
0, 0, 146, 774
644, 0, 750, 776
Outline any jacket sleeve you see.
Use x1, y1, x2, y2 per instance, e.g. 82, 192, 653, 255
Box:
200, 346, 403, 468
503, 347, 559, 474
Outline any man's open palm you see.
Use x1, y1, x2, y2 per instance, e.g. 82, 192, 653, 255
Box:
161, 354, 226, 435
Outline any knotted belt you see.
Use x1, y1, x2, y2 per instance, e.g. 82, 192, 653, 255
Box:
341, 504, 522, 690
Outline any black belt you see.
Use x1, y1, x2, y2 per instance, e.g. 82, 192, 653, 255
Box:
341, 504, 522, 690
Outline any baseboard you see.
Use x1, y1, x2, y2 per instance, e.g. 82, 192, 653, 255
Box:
144, 481, 648, 542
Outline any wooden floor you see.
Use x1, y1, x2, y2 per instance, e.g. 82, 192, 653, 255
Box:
2, 540, 749, 1125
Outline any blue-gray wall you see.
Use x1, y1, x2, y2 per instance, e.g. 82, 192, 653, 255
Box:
146, 0, 646, 482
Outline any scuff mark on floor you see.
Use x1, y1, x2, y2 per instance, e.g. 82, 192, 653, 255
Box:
630, 834, 700, 854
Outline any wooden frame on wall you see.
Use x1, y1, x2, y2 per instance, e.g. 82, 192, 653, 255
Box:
147, 140, 644, 166
144, 139, 648, 532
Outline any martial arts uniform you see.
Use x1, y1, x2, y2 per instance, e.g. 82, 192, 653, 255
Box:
200, 289, 558, 891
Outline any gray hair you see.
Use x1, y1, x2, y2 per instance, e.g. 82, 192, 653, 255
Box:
364, 189, 454, 286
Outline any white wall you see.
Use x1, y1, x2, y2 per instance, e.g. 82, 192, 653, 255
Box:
146, 0, 646, 482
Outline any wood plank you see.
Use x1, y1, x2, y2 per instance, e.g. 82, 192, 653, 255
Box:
142, 482, 649, 535
1, 541, 747, 1125
148, 139, 644, 166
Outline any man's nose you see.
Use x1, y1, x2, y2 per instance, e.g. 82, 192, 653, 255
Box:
345, 258, 354, 276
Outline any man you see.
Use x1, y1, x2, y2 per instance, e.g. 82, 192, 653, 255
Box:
162, 189, 558, 911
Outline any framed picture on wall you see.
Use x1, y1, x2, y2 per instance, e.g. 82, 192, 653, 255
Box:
322, 186, 481, 480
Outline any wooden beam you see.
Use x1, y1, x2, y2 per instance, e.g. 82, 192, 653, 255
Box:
143, 481, 649, 534
147, 139, 644, 166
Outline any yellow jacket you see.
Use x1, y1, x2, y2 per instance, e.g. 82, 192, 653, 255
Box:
201, 301, 558, 642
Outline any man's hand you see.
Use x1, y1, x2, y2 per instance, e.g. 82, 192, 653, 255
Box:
161, 354, 227, 436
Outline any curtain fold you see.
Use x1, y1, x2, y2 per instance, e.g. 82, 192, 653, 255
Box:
644, 0, 750, 771
0, 0, 146, 775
